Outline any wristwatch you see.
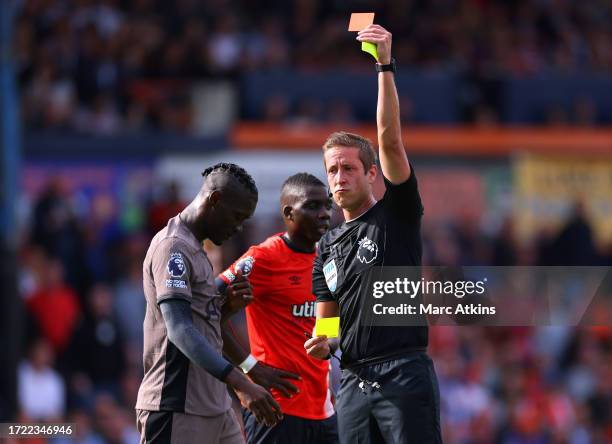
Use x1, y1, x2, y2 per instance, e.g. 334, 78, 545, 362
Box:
376, 57, 396, 73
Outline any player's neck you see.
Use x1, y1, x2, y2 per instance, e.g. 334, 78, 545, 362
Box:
344, 195, 377, 222
179, 207, 205, 242
282, 232, 315, 254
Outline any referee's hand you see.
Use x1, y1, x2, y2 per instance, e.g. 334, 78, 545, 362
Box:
356, 24, 393, 65
304, 335, 331, 360
226, 369, 283, 427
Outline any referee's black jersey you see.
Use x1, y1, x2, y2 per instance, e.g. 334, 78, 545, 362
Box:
313, 168, 427, 369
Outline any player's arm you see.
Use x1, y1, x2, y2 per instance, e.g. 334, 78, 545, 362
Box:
160, 298, 282, 427
161, 298, 234, 380
357, 24, 410, 185
221, 319, 300, 398
218, 250, 300, 397
217, 270, 254, 323
304, 301, 340, 360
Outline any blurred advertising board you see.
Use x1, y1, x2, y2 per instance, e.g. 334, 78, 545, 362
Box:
157, 152, 510, 227
514, 154, 612, 245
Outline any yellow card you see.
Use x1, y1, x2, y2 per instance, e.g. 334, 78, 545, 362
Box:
348, 12, 374, 32
315, 317, 340, 338
361, 41, 379, 61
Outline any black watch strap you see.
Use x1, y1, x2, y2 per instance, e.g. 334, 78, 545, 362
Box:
376, 58, 396, 73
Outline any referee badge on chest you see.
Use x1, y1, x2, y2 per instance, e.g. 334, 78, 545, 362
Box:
323, 259, 338, 292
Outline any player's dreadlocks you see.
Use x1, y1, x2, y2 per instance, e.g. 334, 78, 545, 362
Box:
201, 162, 258, 197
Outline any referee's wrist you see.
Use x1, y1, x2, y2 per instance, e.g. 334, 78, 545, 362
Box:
329, 339, 339, 354
376, 57, 396, 73
238, 354, 258, 374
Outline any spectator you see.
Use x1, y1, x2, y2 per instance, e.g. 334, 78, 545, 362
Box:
207, 14, 243, 76
113, 256, 145, 360
92, 394, 139, 444
24, 257, 81, 356
18, 338, 66, 422
67, 284, 127, 403
146, 181, 185, 236
51, 409, 105, 444
551, 202, 600, 265
16, 0, 612, 130
30, 178, 89, 293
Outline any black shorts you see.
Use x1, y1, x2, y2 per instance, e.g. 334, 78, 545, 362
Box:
336, 352, 442, 444
243, 409, 338, 444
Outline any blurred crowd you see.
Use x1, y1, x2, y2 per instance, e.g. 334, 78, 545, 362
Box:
15, 0, 612, 131
9, 1, 612, 443
12, 178, 612, 443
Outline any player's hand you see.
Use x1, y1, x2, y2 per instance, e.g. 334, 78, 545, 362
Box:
248, 362, 300, 398
227, 370, 283, 427
356, 24, 392, 65
304, 335, 331, 360
223, 269, 253, 314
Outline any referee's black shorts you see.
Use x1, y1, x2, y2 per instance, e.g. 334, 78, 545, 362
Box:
243, 409, 338, 444
337, 352, 442, 444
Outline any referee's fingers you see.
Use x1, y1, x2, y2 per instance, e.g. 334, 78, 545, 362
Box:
304, 335, 327, 349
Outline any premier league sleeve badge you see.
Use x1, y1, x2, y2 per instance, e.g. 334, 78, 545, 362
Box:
167, 252, 187, 278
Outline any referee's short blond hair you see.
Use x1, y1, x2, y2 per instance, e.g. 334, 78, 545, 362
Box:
322, 131, 377, 173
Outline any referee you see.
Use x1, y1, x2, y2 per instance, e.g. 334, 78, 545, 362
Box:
304, 25, 442, 443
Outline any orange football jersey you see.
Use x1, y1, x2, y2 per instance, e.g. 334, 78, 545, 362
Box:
219, 233, 334, 419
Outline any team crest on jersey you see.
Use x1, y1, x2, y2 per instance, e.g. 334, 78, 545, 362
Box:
357, 236, 378, 264
323, 259, 338, 292
167, 252, 186, 278
235, 256, 255, 277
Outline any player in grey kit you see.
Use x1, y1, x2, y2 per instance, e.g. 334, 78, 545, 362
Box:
136, 163, 281, 444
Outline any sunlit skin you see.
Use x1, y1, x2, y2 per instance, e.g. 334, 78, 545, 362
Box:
180, 177, 257, 246
283, 185, 332, 251
324, 146, 377, 221
205, 190, 256, 246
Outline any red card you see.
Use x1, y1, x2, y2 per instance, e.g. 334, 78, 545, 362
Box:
348, 13, 375, 32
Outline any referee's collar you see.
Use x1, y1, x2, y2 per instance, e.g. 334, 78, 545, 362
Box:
345, 200, 378, 224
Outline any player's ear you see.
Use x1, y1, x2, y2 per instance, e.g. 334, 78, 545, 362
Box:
207, 190, 222, 208
367, 163, 377, 184
282, 205, 293, 221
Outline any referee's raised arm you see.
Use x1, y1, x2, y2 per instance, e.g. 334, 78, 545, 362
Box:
357, 25, 411, 184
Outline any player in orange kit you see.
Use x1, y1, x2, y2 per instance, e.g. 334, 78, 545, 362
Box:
218, 173, 337, 443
